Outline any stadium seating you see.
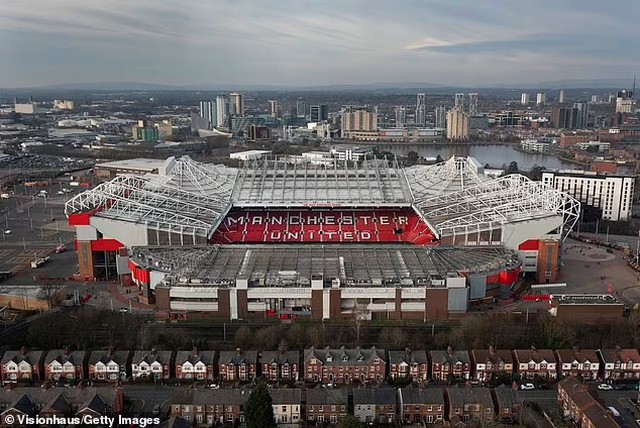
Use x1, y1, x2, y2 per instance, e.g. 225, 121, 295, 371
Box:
210, 208, 438, 245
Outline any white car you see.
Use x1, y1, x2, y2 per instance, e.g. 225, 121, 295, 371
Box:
3, 229, 11, 235
597, 384, 613, 390
520, 383, 535, 390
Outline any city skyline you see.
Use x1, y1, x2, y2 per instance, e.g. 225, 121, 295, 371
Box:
0, 0, 639, 88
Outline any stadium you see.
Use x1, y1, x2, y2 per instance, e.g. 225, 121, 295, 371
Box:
65, 155, 580, 321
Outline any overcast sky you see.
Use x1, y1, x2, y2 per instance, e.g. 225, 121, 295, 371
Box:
1, 0, 639, 87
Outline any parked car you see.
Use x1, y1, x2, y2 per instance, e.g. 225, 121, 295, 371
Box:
520, 383, 535, 390
597, 384, 613, 390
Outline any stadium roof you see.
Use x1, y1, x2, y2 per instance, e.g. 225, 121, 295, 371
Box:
232, 157, 412, 206
130, 244, 521, 288
66, 155, 579, 241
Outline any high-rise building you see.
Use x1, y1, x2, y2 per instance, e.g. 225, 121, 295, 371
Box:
446, 108, 469, 141
395, 107, 406, 127
536, 93, 546, 106
558, 90, 565, 104
434, 106, 447, 128
199, 100, 217, 128
216, 96, 229, 127
551, 106, 577, 129
341, 106, 377, 138
309, 104, 328, 122
591, 95, 598, 103
454, 93, 465, 109
268, 100, 279, 118
468, 93, 478, 116
616, 90, 636, 113
229, 92, 244, 116
296, 97, 306, 118
521, 93, 530, 105
573, 102, 589, 129
415, 93, 426, 126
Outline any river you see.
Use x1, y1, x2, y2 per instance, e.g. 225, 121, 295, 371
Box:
373, 143, 577, 171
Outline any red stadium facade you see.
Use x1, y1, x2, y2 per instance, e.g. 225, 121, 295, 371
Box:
210, 208, 437, 245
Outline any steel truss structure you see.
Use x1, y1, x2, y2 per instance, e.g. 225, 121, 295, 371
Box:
416, 174, 580, 240
233, 158, 412, 206
65, 156, 237, 238
130, 244, 521, 287
65, 155, 580, 243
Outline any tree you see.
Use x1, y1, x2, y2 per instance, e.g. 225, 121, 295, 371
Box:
406, 151, 419, 166
338, 414, 362, 428
435, 154, 443, 163
245, 381, 276, 428
506, 161, 519, 174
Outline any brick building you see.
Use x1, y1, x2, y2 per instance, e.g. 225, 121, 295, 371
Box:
304, 346, 386, 385
429, 347, 471, 381
260, 350, 299, 382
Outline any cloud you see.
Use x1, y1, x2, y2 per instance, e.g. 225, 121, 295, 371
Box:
0, 0, 639, 87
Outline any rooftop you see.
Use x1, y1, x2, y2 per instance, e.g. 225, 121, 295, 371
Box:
94, 157, 166, 172
551, 294, 623, 305
132, 244, 520, 288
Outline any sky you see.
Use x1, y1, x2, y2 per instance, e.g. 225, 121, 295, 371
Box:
1, 0, 639, 88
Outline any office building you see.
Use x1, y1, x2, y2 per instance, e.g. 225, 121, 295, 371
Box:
536, 93, 546, 106
155, 120, 173, 139
446, 108, 469, 141
341, 106, 377, 138
468, 93, 478, 116
199, 100, 217, 128
573, 102, 589, 129
415, 93, 426, 126
53, 100, 75, 110
454, 93, 465, 109
309, 104, 328, 122
558, 90, 565, 104
296, 97, 306, 118
395, 107, 407, 128
521, 93, 530, 105
616, 90, 636, 113
268, 100, 279, 118
131, 120, 159, 142
434, 106, 446, 129
542, 170, 635, 221
551, 107, 577, 129
229, 92, 244, 116
216, 96, 229, 127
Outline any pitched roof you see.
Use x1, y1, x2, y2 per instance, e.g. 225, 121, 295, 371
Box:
88, 350, 130, 365
304, 347, 386, 366
78, 394, 108, 416
447, 387, 494, 411
353, 388, 396, 406
471, 348, 513, 366
399, 387, 444, 405
1, 350, 44, 367
44, 350, 86, 366
218, 350, 258, 365
0, 388, 117, 415
388, 350, 428, 365
493, 385, 522, 409
261, 351, 300, 366
513, 348, 556, 364
175, 350, 215, 366
132, 350, 172, 366
306, 388, 348, 405
598, 348, 640, 364
269, 389, 302, 405
40, 393, 70, 414
559, 377, 621, 428
171, 389, 250, 406
4, 394, 35, 416
555, 348, 599, 364
429, 349, 470, 365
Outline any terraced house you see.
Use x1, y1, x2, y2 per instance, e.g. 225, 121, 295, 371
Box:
388, 349, 428, 382
43, 349, 86, 382
304, 346, 386, 385
1, 348, 44, 383
218, 349, 257, 382
131, 349, 173, 380
174, 349, 216, 381
555, 348, 600, 380
260, 350, 299, 382
471, 346, 514, 382
597, 347, 640, 380
429, 347, 471, 381
513, 347, 557, 380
